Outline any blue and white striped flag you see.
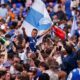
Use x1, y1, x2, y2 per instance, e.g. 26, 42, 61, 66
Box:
21, 0, 52, 36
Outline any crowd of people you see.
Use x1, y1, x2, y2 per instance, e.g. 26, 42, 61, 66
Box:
0, 0, 80, 80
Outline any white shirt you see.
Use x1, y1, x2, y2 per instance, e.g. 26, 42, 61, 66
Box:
0, 7, 8, 19
45, 70, 58, 80
19, 51, 27, 64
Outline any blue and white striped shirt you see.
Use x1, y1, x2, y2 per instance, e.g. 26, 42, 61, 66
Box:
67, 68, 80, 80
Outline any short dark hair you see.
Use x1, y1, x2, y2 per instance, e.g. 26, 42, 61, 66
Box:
0, 54, 4, 58
14, 63, 23, 72
0, 70, 7, 78
39, 62, 49, 70
64, 45, 72, 54
32, 28, 38, 32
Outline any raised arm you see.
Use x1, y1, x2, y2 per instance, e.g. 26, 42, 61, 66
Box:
37, 50, 44, 62
40, 28, 51, 37
22, 27, 27, 40
49, 46, 56, 58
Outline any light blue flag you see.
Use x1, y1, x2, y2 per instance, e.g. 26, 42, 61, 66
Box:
70, 15, 78, 37
21, 0, 52, 36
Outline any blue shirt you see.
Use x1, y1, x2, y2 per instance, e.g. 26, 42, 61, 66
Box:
7, 30, 15, 37
34, 69, 42, 80
28, 36, 40, 52
11, 8, 20, 16
0, 0, 8, 4
61, 52, 78, 74
16, 3, 22, 8
22, 8, 27, 17
65, 0, 72, 20
67, 68, 80, 80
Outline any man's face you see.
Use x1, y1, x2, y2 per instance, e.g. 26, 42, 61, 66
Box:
61, 0, 66, 3
0, 56, 4, 63
44, 42, 49, 49
13, 57, 20, 63
39, 66, 45, 72
31, 30, 38, 38
13, 4, 16, 9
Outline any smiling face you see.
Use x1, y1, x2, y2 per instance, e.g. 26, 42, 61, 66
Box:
31, 29, 38, 38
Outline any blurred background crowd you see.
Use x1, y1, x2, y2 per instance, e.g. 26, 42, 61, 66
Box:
0, 0, 80, 80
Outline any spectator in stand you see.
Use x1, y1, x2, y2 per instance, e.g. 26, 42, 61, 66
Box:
0, 54, 5, 68
0, 4, 8, 20
5, 72, 12, 80
0, 0, 80, 80
7, 7, 16, 21
47, 2, 54, 18
22, 27, 50, 52
67, 50, 80, 80
11, 3, 20, 16
56, 5, 67, 21
61, 44, 78, 75
0, 68, 7, 80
